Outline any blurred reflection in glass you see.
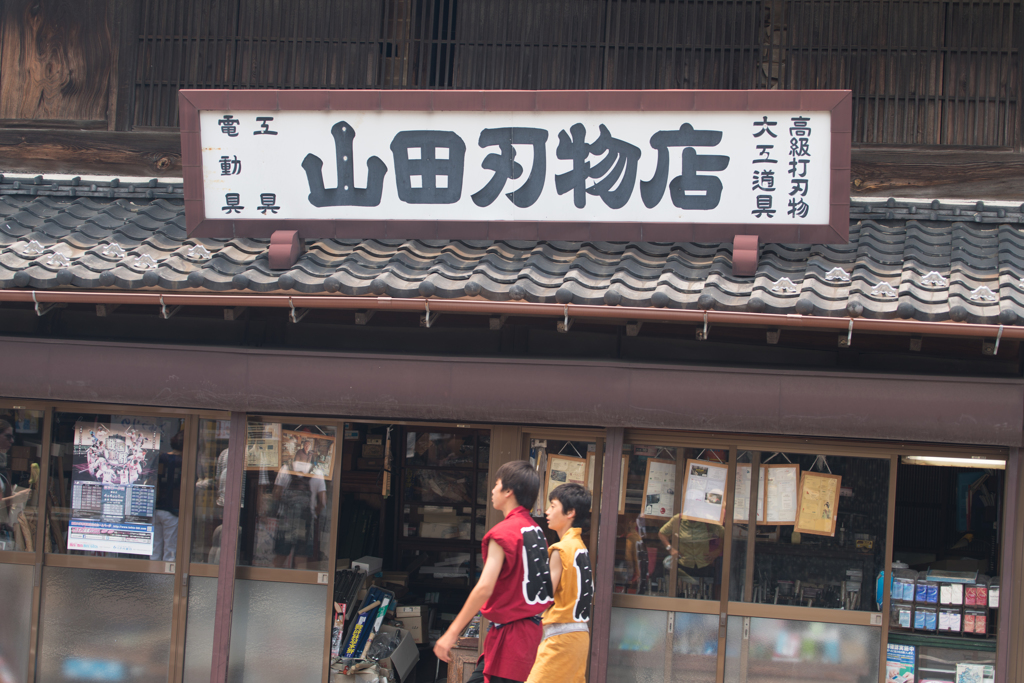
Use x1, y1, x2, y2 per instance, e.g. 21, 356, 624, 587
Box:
0, 409, 45, 552
191, 420, 231, 564
724, 617, 879, 683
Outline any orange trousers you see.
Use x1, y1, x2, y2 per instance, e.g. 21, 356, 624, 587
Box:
525, 630, 590, 683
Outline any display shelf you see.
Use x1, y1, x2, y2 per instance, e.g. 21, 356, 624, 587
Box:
887, 631, 997, 652
754, 541, 876, 561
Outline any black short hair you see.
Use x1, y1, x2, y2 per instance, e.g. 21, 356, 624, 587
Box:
549, 483, 591, 529
495, 460, 540, 511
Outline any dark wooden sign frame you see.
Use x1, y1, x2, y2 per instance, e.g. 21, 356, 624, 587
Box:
179, 89, 851, 244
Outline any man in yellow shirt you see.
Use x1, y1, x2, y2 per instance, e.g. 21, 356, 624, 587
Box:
526, 483, 593, 683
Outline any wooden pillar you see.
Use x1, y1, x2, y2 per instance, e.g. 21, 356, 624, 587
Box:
996, 447, 1021, 682
209, 412, 246, 683
589, 427, 624, 683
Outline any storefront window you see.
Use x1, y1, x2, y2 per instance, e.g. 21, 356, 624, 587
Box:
728, 452, 888, 612
608, 607, 719, 683
237, 418, 335, 571
191, 419, 231, 564
0, 408, 45, 553
48, 412, 185, 559
724, 616, 881, 683
614, 444, 726, 600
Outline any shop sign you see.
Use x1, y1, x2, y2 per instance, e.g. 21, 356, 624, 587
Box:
179, 90, 851, 243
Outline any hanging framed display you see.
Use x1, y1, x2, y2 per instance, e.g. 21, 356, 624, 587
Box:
734, 464, 765, 523
546, 453, 588, 503
795, 470, 842, 537
680, 459, 729, 525
281, 429, 336, 479
245, 422, 281, 471
642, 458, 676, 519
762, 463, 800, 525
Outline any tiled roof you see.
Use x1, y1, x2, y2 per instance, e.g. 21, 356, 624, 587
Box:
3, 177, 1024, 326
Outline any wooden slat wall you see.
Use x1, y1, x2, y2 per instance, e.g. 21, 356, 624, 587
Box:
0, 0, 1011, 149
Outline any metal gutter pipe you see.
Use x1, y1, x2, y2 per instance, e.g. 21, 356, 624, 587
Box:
0, 288, 1016, 341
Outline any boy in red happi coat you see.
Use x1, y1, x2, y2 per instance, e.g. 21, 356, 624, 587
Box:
434, 461, 553, 683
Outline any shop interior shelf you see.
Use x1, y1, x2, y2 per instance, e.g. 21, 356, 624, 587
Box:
887, 631, 997, 652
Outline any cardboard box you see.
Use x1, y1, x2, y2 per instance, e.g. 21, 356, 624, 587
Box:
357, 458, 384, 470
353, 556, 383, 575
396, 605, 427, 644
361, 444, 383, 458
376, 625, 418, 682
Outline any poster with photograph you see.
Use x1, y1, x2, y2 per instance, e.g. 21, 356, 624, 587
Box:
281, 430, 335, 478
795, 470, 842, 536
245, 422, 282, 470
681, 459, 728, 525
642, 458, 676, 519
68, 421, 160, 555
763, 464, 800, 525
734, 464, 765, 523
547, 454, 588, 503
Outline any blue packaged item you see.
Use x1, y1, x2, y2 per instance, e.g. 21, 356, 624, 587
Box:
915, 582, 928, 603
914, 608, 927, 629
926, 584, 938, 604
925, 610, 937, 630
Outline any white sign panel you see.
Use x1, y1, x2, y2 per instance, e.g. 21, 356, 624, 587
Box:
200, 110, 831, 225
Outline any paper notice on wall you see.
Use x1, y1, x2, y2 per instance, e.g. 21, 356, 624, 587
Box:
643, 459, 676, 518
764, 464, 799, 525
245, 422, 281, 470
681, 459, 728, 525
885, 643, 915, 683
734, 464, 765, 523
68, 421, 160, 556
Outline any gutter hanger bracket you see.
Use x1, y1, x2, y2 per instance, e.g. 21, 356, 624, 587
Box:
159, 296, 181, 320
96, 304, 120, 317
288, 297, 308, 324
421, 300, 440, 328
839, 319, 853, 348
489, 314, 508, 331
558, 305, 573, 333
32, 291, 64, 317
224, 306, 246, 321
696, 311, 709, 341
984, 325, 1005, 356
354, 310, 375, 325
626, 320, 643, 337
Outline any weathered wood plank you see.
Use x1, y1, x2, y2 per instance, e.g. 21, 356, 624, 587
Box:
0, 128, 181, 176
0, 126, 1021, 202
851, 147, 1024, 200
0, 0, 114, 121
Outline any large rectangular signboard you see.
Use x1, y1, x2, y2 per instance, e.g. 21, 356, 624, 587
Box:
180, 90, 850, 243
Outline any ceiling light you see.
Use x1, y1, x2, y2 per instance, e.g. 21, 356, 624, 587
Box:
901, 455, 1005, 469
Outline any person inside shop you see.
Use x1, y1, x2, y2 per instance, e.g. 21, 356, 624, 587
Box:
658, 513, 724, 596
151, 429, 183, 562
0, 419, 31, 550
272, 435, 326, 569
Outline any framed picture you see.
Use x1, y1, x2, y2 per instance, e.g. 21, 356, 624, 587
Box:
641, 458, 676, 519
680, 459, 729, 525
762, 463, 800, 525
734, 464, 765, 523
795, 470, 842, 537
245, 422, 281, 471
546, 454, 588, 503
281, 430, 336, 479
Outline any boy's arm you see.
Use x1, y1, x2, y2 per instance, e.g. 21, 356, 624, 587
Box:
433, 539, 505, 663
548, 549, 563, 593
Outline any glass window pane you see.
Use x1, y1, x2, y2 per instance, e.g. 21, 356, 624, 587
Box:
191, 419, 232, 564
238, 420, 335, 571
672, 612, 720, 683
729, 453, 888, 611
227, 580, 328, 683
0, 408, 45, 552
612, 445, 726, 600
182, 577, 218, 683
0, 562, 34, 682
405, 432, 475, 468
608, 607, 669, 682
48, 412, 184, 559
37, 566, 174, 683
724, 616, 880, 683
